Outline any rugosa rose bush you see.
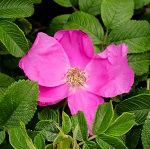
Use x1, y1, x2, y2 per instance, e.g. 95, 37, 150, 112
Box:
19, 29, 134, 134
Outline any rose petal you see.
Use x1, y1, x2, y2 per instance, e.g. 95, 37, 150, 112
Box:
38, 83, 70, 106
68, 89, 105, 135
98, 43, 128, 64
54, 30, 94, 70
85, 44, 134, 97
19, 32, 70, 87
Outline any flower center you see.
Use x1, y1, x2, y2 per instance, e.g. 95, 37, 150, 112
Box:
66, 67, 86, 87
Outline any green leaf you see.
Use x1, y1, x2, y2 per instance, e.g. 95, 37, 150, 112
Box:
45, 144, 53, 149
117, 135, 126, 144
64, 11, 104, 44
53, 131, 65, 147
8, 122, 36, 149
20, 122, 36, 149
8, 127, 30, 149
47, 14, 70, 36
134, 0, 150, 9
128, 52, 150, 76
71, 111, 88, 141
109, 20, 150, 53
26, 130, 37, 141
0, 73, 14, 87
0, 41, 9, 55
82, 141, 99, 149
53, 0, 72, 7
69, 0, 78, 6
15, 18, 32, 35
72, 124, 80, 147
92, 101, 114, 135
0, 130, 5, 144
0, 20, 29, 57
35, 120, 59, 142
0, 80, 38, 129
116, 94, 150, 125
33, 0, 42, 4
0, 87, 7, 97
3, 55, 19, 69
94, 45, 101, 54
56, 135, 73, 149
62, 112, 71, 134
141, 11, 150, 23
101, 0, 134, 29
105, 112, 136, 136
53, 132, 73, 149
0, 0, 34, 18
126, 126, 142, 149
142, 111, 150, 149
34, 134, 45, 149
134, 74, 148, 87
96, 134, 128, 149
38, 107, 59, 123
79, 0, 102, 16
77, 111, 88, 141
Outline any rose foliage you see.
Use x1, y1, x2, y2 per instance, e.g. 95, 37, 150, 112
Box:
0, 0, 150, 149
19, 30, 134, 135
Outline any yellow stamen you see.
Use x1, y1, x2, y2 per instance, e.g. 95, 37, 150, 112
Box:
66, 67, 86, 87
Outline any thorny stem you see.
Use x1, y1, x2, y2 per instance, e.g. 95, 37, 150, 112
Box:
78, 135, 97, 146
102, 28, 109, 51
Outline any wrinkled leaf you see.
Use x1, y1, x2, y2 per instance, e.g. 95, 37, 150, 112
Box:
128, 52, 150, 76
101, 0, 134, 29
71, 111, 88, 141
126, 126, 142, 149
0, 80, 38, 128
79, 0, 102, 16
82, 140, 99, 149
64, 11, 104, 44
0, 73, 14, 87
116, 94, 150, 124
93, 101, 114, 135
38, 107, 59, 122
105, 112, 136, 136
0, 20, 29, 57
109, 20, 150, 53
142, 111, 150, 149
96, 134, 128, 149
35, 120, 59, 142
0, 130, 5, 145
0, 0, 34, 18
47, 14, 70, 36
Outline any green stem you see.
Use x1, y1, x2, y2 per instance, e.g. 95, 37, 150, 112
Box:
78, 135, 97, 146
62, 99, 68, 112
147, 78, 150, 90
88, 135, 97, 141
72, 6, 78, 11
102, 28, 109, 51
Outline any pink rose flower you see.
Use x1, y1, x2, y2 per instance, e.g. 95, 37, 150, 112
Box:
19, 30, 134, 134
